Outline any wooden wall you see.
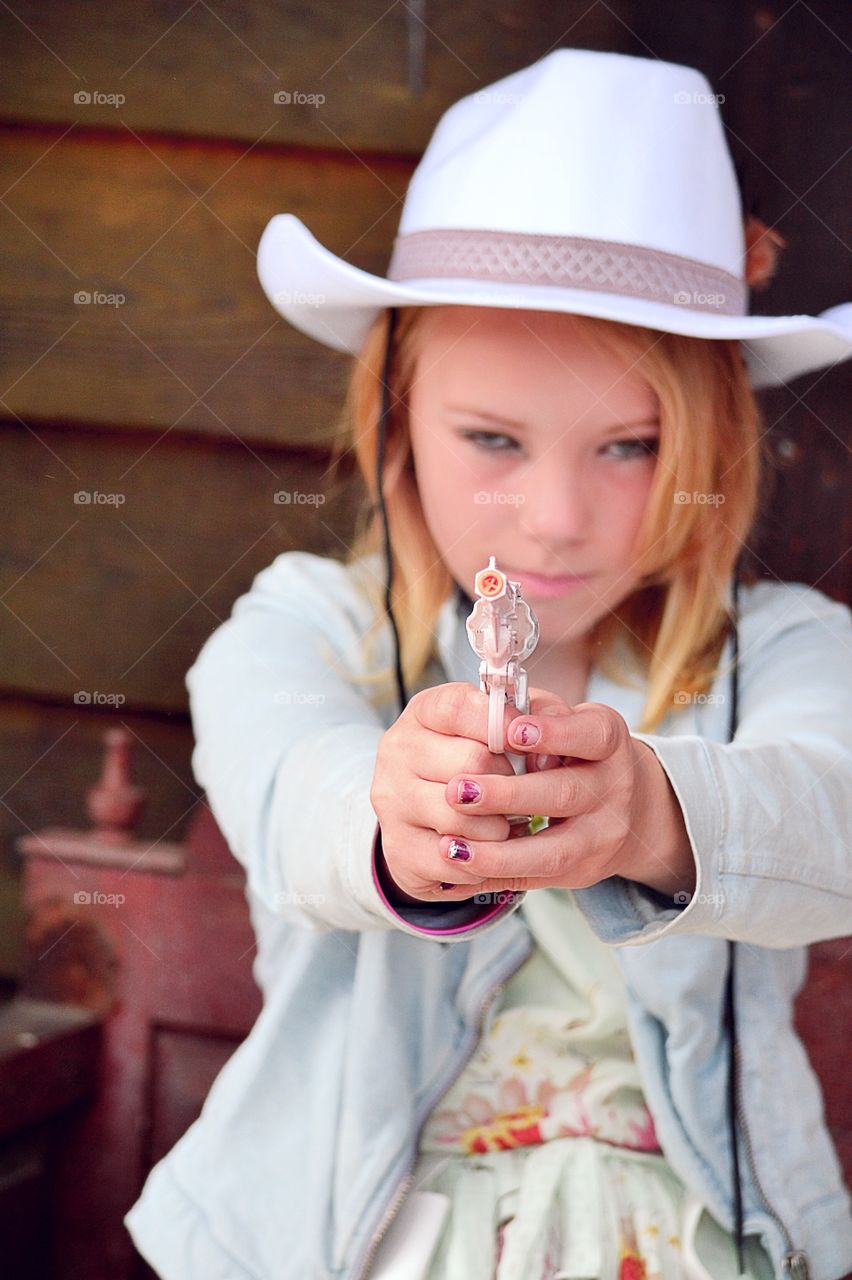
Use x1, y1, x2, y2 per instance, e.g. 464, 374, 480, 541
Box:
1, 1, 850, 979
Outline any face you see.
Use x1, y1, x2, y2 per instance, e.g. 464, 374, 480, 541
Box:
405, 306, 661, 665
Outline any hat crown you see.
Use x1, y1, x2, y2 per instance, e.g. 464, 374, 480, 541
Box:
399, 49, 745, 279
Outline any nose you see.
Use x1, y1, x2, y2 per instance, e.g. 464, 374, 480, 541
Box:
516, 456, 591, 546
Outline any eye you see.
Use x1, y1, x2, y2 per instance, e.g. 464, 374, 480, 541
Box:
602, 436, 659, 460
458, 430, 521, 453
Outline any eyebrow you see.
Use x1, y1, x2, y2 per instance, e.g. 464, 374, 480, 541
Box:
443, 405, 660, 431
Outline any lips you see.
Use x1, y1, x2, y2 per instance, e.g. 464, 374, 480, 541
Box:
503, 565, 594, 599
505, 565, 591, 581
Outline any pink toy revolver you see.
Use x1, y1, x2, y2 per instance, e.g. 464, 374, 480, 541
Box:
465, 554, 540, 752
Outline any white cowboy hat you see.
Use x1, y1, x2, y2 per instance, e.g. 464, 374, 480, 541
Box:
256, 47, 852, 390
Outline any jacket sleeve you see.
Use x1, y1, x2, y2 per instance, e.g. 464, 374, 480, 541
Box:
573, 582, 852, 950
185, 551, 522, 941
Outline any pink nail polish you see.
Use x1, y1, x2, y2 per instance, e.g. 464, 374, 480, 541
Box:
447, 839, 472, 862
457, 780, 481, 803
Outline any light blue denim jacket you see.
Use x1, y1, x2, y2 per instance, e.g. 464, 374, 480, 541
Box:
125, 550, 852, 1280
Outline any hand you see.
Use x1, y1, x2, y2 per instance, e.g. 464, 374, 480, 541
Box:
438, 698, 696, 902
370, 682, 565, 904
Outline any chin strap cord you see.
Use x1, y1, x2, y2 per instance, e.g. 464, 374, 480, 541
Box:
724, 561, 744, 1273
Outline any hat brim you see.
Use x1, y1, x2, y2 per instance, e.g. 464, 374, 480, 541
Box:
257, 214, 852, 391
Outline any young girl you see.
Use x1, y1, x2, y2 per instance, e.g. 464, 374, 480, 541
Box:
125, 48, 852, 1280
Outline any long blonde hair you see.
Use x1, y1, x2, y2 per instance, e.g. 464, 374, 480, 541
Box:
325, 305, 764, 733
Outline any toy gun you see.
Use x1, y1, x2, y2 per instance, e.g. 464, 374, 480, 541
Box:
465, 556, 548, 832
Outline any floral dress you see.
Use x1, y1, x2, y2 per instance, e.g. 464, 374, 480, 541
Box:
408, 887, 776, 1280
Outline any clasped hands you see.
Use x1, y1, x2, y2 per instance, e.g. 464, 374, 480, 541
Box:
373, 682, 695, 906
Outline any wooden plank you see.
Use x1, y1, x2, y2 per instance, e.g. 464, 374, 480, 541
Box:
0, 420, 363, 707
0, 0, 631, 153
0, 127, 409, 445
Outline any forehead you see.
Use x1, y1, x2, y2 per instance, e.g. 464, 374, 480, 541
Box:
409, 305, 657, 419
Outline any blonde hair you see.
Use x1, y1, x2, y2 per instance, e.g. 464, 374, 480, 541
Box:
325, 305, 765, 733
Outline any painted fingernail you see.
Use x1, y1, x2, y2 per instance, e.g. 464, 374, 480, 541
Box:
446, 839, 472, 862
440, 882, 455, 890
457, 780, 481, 804
512, 721, 540, 746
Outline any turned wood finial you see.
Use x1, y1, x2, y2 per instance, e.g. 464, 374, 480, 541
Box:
85, 728, 145, 844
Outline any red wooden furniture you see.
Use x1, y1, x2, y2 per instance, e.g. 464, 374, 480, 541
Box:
17, 729, 262, 1280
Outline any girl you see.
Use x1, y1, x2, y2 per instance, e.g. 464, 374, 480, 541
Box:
125, 48, 852, 1280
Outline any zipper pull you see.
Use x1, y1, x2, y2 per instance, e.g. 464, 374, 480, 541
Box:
782, 1251, 810, 1279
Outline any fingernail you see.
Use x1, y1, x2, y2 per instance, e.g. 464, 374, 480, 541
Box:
440, 882, 455, 890
457, 780, 481, 804
446, 839, 472, 862
512, 721, 540, 746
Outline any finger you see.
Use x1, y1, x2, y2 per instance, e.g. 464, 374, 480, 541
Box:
526, 686, 574, 715
414, 738, 519, 785
412, 683, 554, 754
445, 765, 594, 823
504, 702, 626, 763
531, 753, 565, 771
436, 822, 600, 887
414, 780, 512, 841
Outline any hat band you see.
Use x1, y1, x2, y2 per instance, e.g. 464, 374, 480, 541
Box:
387, 228, 746, 316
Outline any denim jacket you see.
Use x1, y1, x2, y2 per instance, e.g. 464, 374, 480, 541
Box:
125, 551, 852, 1280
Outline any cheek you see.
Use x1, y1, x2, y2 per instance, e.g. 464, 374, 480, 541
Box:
605, 468, 656, 550
412, 441, 472, 536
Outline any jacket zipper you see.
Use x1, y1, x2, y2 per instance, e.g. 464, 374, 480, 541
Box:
352, 946, 530, 1280
733, 1040, 810, 1278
